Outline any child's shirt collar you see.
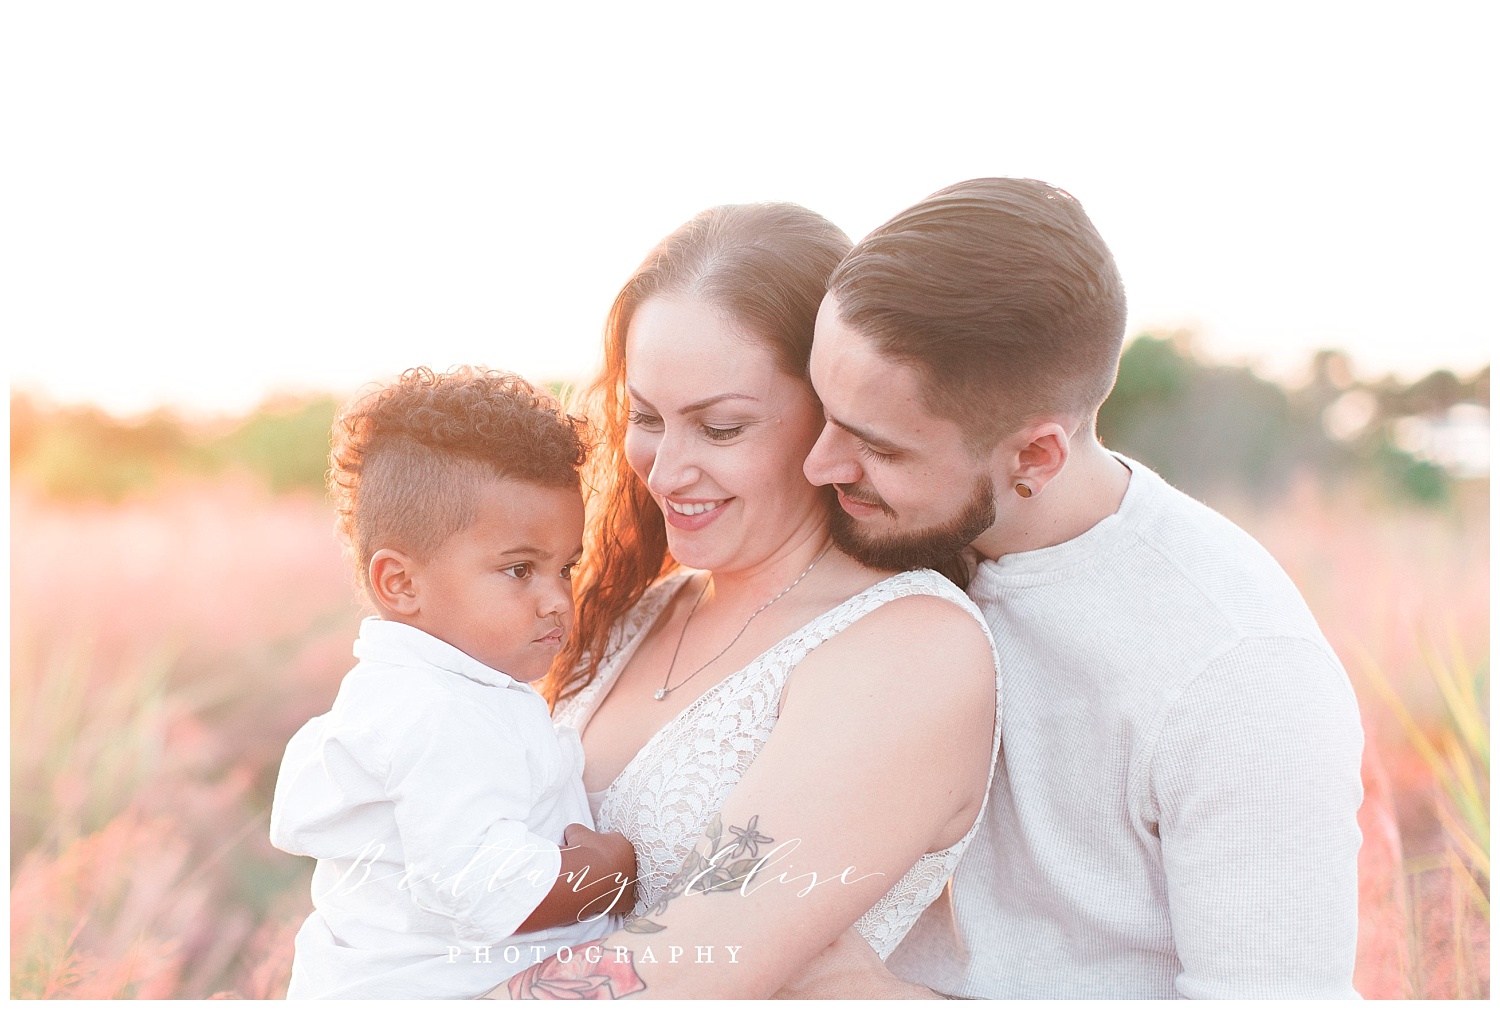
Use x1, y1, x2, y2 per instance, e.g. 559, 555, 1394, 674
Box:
352, 616, 522, 690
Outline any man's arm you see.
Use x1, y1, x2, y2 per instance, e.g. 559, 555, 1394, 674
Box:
1152, 636, 1364, 998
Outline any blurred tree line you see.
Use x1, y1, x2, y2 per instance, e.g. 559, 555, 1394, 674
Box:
10, 339, 1490, 505
10, 395, 340, 501
1096, 333, 1488, 505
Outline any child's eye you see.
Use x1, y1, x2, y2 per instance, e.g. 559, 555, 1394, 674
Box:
627, 410, 661, 429
703, 424, 746, 441
560, 562, 578, 581
502, 563, 534, 580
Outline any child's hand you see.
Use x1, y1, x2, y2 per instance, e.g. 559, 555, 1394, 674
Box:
517, 823, 638, 932
562, 823, 638, 914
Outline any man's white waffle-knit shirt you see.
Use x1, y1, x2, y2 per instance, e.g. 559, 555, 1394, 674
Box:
888, 455, 1364, 998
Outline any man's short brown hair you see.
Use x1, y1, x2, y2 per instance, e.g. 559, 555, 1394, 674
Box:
828, 178, 1127, 447
328, 366, 589, 593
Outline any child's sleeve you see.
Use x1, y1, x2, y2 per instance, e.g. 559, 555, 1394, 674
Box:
385, 697, 569, 946
268, 714, 333, 855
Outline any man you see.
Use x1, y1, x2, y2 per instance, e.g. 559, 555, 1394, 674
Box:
792, 178, 1364, 998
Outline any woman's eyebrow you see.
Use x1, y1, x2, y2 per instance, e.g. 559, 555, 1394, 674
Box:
681, 392, 759, 413
626, 386, 759, 414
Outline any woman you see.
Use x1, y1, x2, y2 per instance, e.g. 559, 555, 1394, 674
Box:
490, 203, 999, 999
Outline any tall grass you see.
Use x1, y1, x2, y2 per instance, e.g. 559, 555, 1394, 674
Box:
1226, 478, 1489, 998
1358, 638, 1489, 998
10, 478, 363, 998
8, 474, 1489, 997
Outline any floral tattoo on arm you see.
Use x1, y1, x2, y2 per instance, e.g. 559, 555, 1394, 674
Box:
624, 812, 775, 933
504, 942, 647, 1000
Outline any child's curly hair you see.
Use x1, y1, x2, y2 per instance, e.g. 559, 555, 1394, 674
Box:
328, 366, 590, 595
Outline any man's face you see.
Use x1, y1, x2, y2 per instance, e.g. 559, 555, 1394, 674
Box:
804, 294, 1000, 569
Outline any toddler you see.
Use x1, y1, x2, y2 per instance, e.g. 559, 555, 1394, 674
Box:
270, 366, 634, 999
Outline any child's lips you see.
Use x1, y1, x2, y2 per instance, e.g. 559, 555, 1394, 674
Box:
534, 628, 564, 646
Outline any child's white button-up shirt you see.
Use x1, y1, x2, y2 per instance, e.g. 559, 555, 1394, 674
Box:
271, 617, 610, 998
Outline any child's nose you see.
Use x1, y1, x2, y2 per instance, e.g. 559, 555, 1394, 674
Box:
538, 579, 571, 618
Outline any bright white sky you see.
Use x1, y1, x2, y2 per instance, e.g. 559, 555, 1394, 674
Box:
6, 2, 1496, 417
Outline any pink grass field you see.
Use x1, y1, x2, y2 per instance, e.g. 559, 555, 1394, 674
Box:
9, 475, 1489, 998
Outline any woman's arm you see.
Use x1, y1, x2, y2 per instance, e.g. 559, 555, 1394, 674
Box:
493, 594, 996, 1000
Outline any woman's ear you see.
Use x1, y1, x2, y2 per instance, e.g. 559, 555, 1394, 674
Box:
369, 549, 420, 617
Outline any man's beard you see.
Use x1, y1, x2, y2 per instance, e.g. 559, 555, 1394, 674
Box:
827, 474, 995, 574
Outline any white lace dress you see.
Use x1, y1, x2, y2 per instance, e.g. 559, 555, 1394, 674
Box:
553, 568, 1002, 959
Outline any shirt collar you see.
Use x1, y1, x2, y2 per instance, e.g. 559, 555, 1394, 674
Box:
970, 452, 1156, 587
352, 616, 522, 690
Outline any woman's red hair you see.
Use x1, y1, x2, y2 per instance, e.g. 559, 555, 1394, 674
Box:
545, 204, 851, 707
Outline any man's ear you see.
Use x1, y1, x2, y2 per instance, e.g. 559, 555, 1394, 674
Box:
1010, 420, 1072, 496
369, 549, 421, 617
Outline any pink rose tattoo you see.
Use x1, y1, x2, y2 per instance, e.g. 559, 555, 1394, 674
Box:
506, 942, 647, 1000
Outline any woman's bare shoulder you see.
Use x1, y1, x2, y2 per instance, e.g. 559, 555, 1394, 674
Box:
772, 574, 998, 840
789, 575, 997, 711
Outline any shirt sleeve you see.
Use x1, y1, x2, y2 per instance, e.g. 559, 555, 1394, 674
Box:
384, 694, 566, 946
269, 713, 335, 855
1149, 636, 1364, 999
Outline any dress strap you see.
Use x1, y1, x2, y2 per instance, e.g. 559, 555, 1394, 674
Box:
756, 568, 998, 689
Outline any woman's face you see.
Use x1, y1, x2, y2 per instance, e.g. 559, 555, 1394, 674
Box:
623, 296, 828, 575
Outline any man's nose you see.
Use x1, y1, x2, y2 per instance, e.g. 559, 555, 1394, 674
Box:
804, 421, 862, 487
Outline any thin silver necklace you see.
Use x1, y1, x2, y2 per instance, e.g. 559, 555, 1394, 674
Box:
654, 540, 834, 702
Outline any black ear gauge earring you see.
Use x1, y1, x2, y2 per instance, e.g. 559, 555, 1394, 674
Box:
1015, 482, 1033, 498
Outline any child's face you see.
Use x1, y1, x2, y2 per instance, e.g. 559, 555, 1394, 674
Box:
411, 476, 585, 682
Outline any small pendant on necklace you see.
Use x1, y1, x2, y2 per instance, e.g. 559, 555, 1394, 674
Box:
654, 689, 667, 701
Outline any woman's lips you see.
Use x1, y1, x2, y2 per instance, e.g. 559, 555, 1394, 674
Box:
663, 497, 731, 531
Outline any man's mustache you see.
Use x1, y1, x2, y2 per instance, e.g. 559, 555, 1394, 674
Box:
835, 482, 896, 518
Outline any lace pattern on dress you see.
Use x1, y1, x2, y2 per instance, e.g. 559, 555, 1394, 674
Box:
554, 568, 1002, 960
